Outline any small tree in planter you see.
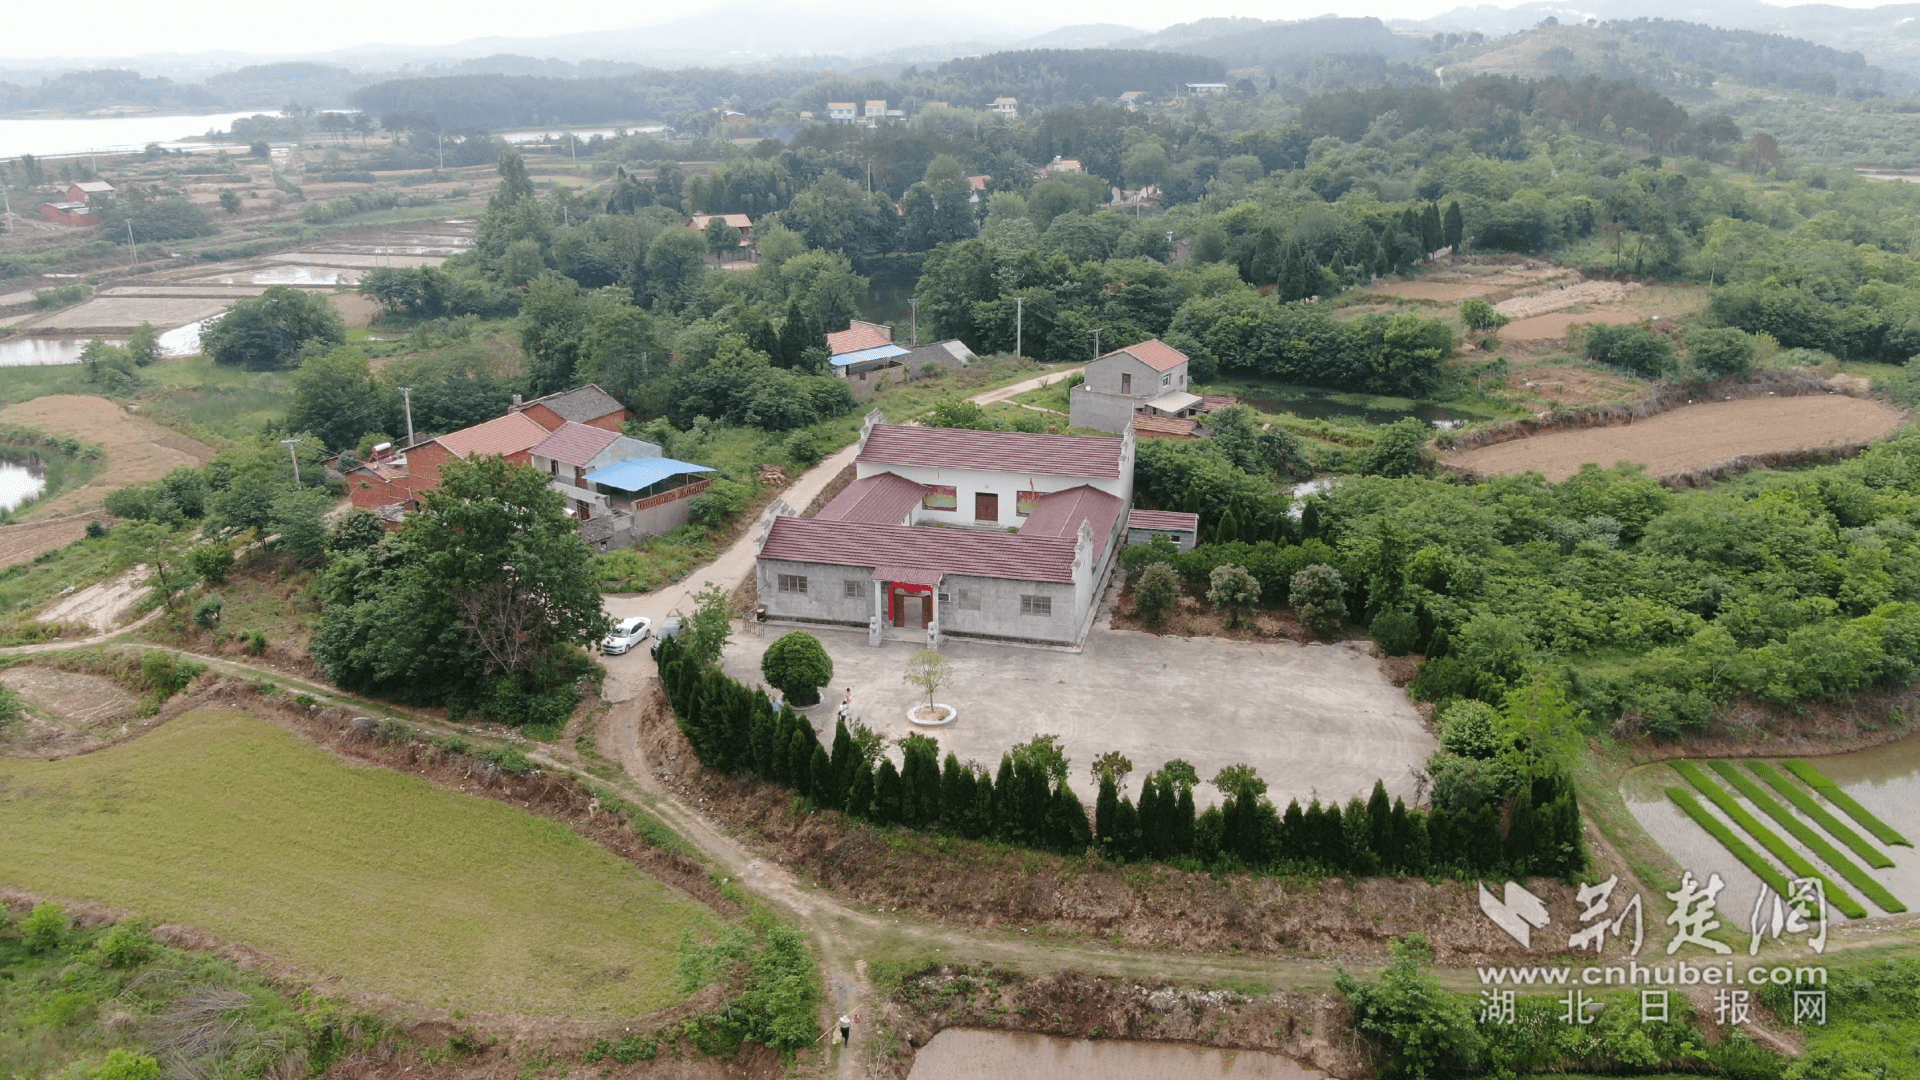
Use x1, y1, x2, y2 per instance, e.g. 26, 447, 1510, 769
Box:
1289, 563, 1348, 638
902, 648, 952, 721
761, 631, 833, 707
1207, 563, 1260, 629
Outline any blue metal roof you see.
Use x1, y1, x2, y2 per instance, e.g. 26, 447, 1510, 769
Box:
583, 457, 715, 492
829, 343, 910, 367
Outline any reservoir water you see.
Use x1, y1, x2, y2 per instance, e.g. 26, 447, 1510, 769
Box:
0, 457, 47, 513
0, 111, 265, 159
0, 338, 119, 367
906, 1029, 1323, 1080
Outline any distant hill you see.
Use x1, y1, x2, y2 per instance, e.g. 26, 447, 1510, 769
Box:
1011, 24, 1146, 50
1117, 15, 1438, 67
1415, 0, 1920, 78
1430, 20, 1902, 100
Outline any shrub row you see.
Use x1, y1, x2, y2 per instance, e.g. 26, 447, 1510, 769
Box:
657, 635, 1585, 879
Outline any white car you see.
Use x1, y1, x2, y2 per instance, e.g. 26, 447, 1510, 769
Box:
601, 616, 652, 655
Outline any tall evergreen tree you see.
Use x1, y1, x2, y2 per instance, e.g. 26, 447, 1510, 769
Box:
846, 760, 875, 820
1421, 201, 1444, 254
825, 718, 856, 810
1095, 773, 1120, 856
1443, 200, 1464, 250
750, 703, 779, 780
1113, 797, 1142, 863
788, 725, 815, 798
1173, 784, 1196, 857
873, 759, 904, 826
1344, 796, 1375, 875
1281, 798, 1306, 863
1047, 781, 1094, 855
967, 765, 995, 840
939, 752, 971, 834
1367, 781, 1394, 869
808, 744, 832, 804
900, 733, 942, 828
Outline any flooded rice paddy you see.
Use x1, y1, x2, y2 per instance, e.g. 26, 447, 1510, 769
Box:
0, 338, 119, 367
1622, 734, 1920, 924
906, 1029, 1323, 1080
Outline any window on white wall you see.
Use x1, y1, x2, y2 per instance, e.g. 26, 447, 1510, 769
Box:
844, 579, 866, 599
1162, 372, 1172, 386
1020, 595, 1052, 617
778, 574, 809, 594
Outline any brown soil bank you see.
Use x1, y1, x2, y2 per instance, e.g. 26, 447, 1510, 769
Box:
1444, 393, 1906, 482
0, 394, 214, 518
867, 966, 1365, 1080
638, 690, 1579, 964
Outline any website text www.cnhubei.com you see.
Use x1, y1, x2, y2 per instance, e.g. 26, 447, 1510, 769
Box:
1476, 961, 1827, 987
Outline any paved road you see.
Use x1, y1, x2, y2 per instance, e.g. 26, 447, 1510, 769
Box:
599, 366, 1083, 702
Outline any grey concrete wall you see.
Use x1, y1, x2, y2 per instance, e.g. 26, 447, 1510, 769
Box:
939, 574, 1078, 645
1128, 526, 1196, 552
1083, 354, 1157, 396
1069, 387, 1144, 435
759, 558, 877, 628
630, 494, 693, 537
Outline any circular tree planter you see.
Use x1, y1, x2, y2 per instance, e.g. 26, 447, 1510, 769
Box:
908, 703, 957, 726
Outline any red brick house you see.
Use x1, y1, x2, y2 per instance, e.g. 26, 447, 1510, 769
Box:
346, 412, 551, 518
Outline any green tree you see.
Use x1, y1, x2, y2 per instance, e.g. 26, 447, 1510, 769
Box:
1359, 418, 1431, 478
1335, 934, 1484, 1079
1459, 299, 1509, 332
645, 227, 709, 310
1207, 563, 1260, 629
900, 732, 942, 828
1583, 323, 1676, 377
219, 188, 242, 215
126, 322, 159, 366
271, 487, 333, 566
704, 215, 742, 257
187, 542, 234, 584
1132, 562, 1180, 627
1289, 563, 1348, 637
902, 648, 952, 713
1688, 326, 1757, 378
201, 286, 346, 369
316, 457, 608, 719
761, 632, 834, 707
289, 347, 392, 450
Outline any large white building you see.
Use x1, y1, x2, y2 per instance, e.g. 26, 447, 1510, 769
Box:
754, 412, 1190, 649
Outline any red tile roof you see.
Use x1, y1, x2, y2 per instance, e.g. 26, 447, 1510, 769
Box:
1020, 485, 1125, 560
816, 471, 929, 524
1098, 338, 1189, 373
859, 424, 1124, 479
435, 412, 550, 460
531, 421, 622, 467
827, 320, 893, 356
967, 175, 990, 190
761, 516, 1080, 583
1127, 509, 1200, 533
688, 213, 753, 231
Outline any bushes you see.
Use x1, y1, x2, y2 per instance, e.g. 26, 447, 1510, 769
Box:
20, 902, 68, 952
1687, 326, 1757, 377
1207, 564, 1260, 628
1288, 563, 1347, 636
1132, 562, 1180, 626
192, 594, 224, 629
1583, 322, 1676, 377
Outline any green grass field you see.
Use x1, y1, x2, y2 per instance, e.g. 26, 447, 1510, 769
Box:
0, 709, 718, 1018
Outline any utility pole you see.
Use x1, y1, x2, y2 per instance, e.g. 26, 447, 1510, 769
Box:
399, 386, 415, 446
1092, 327, 1102, 359
126, 220, 138, 267
908, 297, 918, 346
437, 131, 444, 171
280, 438, 302, 486
1015, 296, 1024, 360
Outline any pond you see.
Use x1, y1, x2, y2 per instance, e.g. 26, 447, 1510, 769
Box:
157, 316, 219, 357
0, 456, 48, 513
0, 337, 120, 367
906, 1029, 1324, 1080
1620, 733, 1920, 927
1235, 389, 1482, 428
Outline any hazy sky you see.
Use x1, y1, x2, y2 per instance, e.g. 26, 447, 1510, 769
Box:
3, 0, 1884, 61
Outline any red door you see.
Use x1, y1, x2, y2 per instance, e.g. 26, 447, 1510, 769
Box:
975, 492, 999, 523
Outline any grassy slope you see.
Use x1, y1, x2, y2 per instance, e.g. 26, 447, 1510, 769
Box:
0, 709, 717, 1018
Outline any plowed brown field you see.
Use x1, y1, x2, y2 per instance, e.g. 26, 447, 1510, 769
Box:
0, 395, 213, 522
1444, 395, 1907, 481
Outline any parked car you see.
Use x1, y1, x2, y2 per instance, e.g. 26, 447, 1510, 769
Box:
601, 616, 651, 655
650, 614, 682, 658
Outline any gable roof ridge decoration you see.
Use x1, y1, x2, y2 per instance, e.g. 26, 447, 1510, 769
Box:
1095, 337, 1189, 373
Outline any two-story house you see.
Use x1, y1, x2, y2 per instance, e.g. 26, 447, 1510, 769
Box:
754, 413, 1179, 649
827, 102, 858, 124
1068, 338, 1201, 435
528, 421, 663, 520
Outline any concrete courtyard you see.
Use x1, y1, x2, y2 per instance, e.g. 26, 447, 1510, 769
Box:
716, 625, 1437, 811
